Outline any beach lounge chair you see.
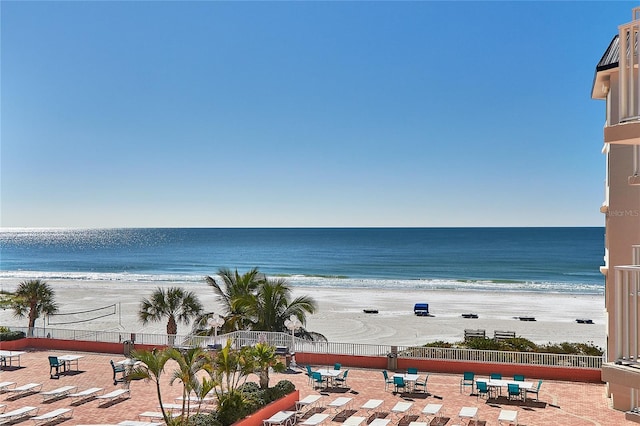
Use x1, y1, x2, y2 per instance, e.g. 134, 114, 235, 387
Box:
498, 409, 518, 425
296, 394, 323, 412
6, 383, 43, 397
0, 405, 4, 414
368, 419, 390, 426
48, 356, 65, 379
300, 414, 329, 426
342, 416, 365, 426
421, 403, 443, 423
96, 388, 130, 404
68, 387, 103, 402
460, 372, 474, 393
262, 410, 297, 426
0, 406, 38, 423
118, 422, 163, 426
32, 408, 73, 425
40, 385, 77, 401
0, 382, 15, 392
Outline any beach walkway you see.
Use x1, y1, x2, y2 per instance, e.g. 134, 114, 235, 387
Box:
0, 349, 632, 425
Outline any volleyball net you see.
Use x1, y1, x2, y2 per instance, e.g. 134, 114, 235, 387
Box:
47, 303, 118, 326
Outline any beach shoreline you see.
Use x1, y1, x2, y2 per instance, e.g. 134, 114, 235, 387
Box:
0, 278, 607, 349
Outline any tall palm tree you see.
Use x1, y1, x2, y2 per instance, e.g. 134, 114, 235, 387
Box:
204, 267, 264, 331
12, 279, 59, 336
138, 287, 203, 344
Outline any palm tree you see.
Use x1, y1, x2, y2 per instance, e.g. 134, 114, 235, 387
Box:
127, 348, 174, 425
204, 268, 326, 341
250, 342, 285, 389
139, 287, 203, 344
250, 278, 317, 333
204, 268, 264, 331
12, 279, 59, 336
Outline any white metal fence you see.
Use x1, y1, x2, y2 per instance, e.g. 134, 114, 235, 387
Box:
6, 327, 602, 369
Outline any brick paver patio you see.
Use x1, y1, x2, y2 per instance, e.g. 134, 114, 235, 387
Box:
0, 349, 634, 425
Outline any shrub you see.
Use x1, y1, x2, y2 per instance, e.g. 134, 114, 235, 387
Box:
0, 330, 26, 342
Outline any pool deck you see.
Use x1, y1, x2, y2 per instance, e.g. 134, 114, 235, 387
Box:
0, 349, 634, 425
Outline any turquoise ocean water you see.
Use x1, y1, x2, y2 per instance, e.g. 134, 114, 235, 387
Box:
0, 227, 604, 294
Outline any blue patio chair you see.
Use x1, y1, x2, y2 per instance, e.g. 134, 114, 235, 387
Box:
526, 379, 543, 401
48, 356, 64, 379
393, 375, 407, 394
382, 370, 394, 391
460, 371, 475, 393
305, 365, 314, 385
334, 369, 349, 387
507, 383, 522, 401
334, 363, 341, 370
476, 380, 491, 400
311, 371, 325, 390
513, 374, 525, 381
413, 374, 429, 393
490, 373, 502, 380
407, 367, 418, 374
110, 360, 127, 385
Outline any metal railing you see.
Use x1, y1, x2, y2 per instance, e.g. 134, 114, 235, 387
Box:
7, 327, 602, 369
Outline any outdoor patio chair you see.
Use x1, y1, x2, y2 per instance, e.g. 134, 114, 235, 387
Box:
407, 367, 418, 374
48, 356, 65, 379
110, 360, 127, 385
460, 371, 475, 393
333, 363, 341, 370
490, 373, 502, 380
526, 379, 543, 401
393, 375, 407, 394
311, 372, 325, 390
513, 374, 525, 381
334, 369, 349, 387
507, 383, 522, 401
305, 365, 314, 385
382, 370, 394, 391
413, 374, 428, 393
476, 380, 491, 400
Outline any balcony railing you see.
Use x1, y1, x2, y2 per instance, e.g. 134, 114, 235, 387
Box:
8, 327, 602, 370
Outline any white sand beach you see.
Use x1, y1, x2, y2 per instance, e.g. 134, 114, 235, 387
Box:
0, 278, 607, 349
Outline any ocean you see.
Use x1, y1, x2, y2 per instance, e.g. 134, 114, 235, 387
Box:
0, 227, 604, 295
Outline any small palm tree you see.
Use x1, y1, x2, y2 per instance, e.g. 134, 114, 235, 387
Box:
250, 342, 286, 389
12, 279, 59, 336
127, 348, 173, 425
139, 287, 203, 345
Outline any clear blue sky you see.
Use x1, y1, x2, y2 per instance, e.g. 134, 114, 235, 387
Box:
1, 1, 634, 228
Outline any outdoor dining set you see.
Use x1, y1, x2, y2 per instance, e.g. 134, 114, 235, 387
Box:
460, 371, 543, 402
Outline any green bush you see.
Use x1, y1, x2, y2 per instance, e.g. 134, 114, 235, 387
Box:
421, 337, 604, 356
0, 330, 26, 342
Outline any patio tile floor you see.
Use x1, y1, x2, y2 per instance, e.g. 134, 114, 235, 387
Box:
0, 350, 633, 425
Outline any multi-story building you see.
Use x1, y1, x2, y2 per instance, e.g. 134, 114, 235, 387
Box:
592, 7, 640, 419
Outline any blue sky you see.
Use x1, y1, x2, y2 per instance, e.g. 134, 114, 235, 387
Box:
1, 1, 634, 228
